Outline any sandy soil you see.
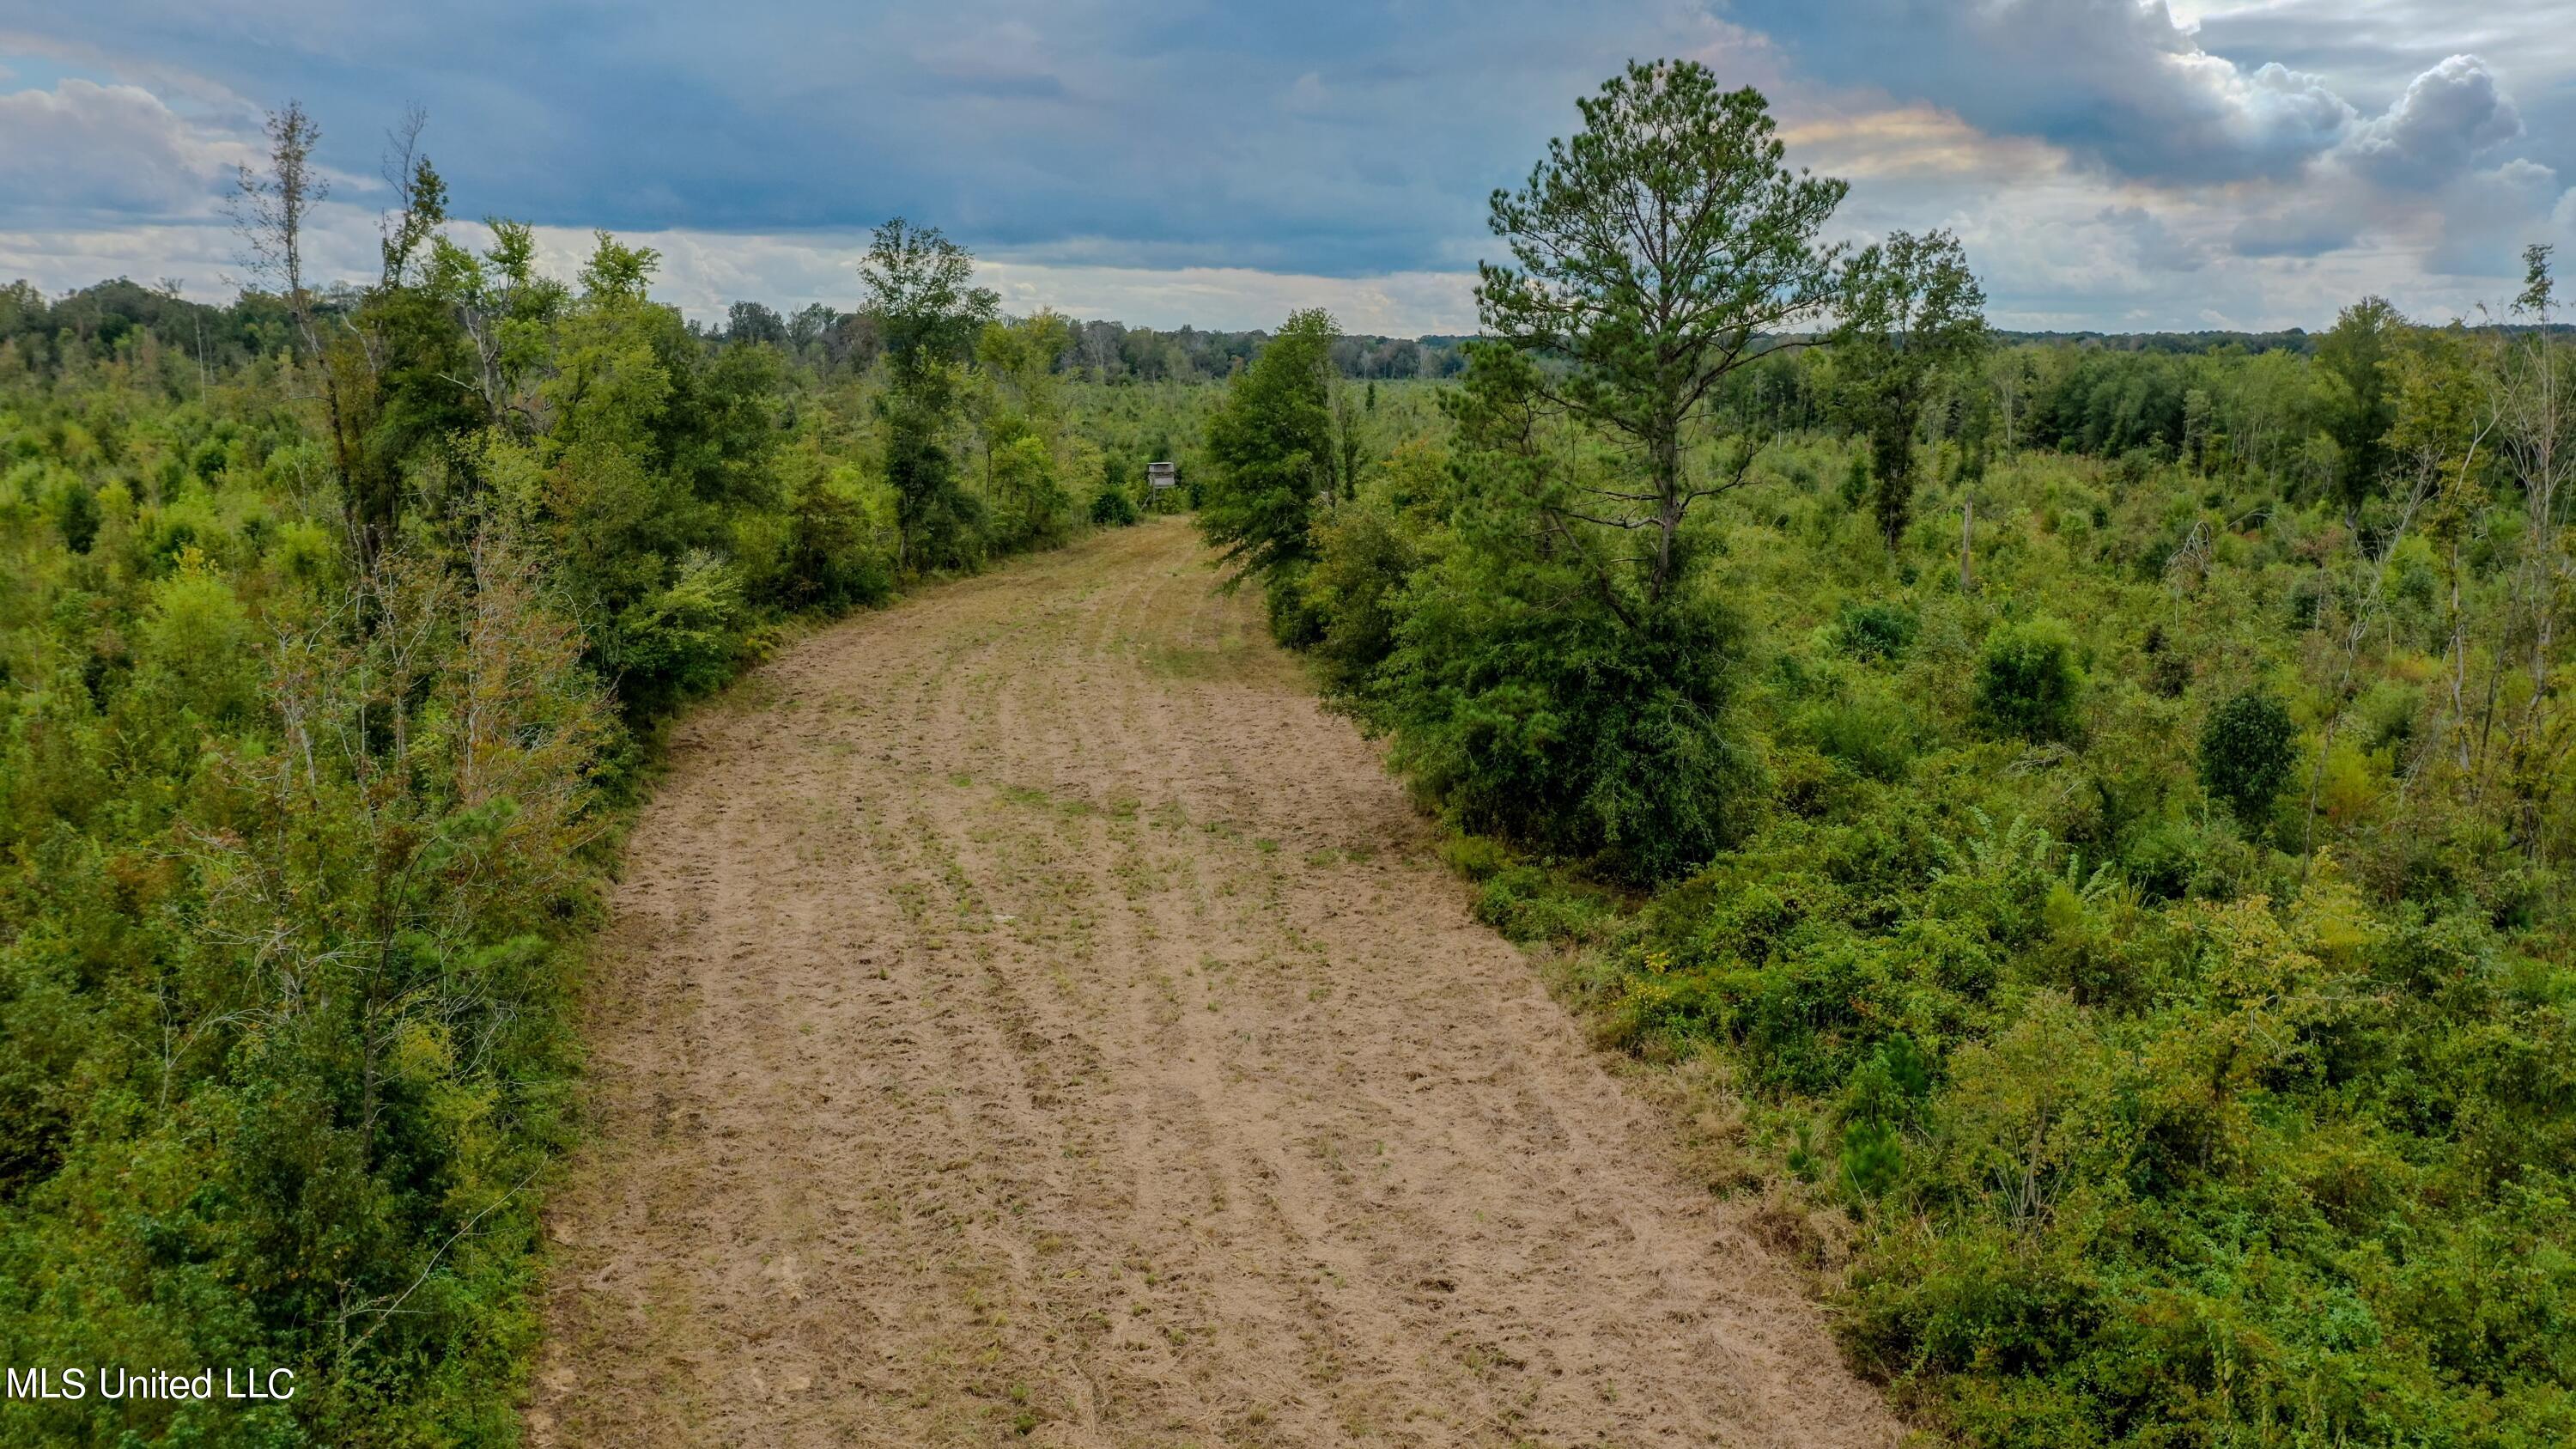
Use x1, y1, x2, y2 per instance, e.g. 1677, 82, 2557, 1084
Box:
528, 518, 1903, 1447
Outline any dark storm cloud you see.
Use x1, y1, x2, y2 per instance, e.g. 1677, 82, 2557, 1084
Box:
0, 0, 1747, 277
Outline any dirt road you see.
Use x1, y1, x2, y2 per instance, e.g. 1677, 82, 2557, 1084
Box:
530, 518, 1901, 1447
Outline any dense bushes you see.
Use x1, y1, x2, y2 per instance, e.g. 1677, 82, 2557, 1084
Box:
1580, 418, 2567, 1444
1972, 616, 2083, 742
1, 450, 606, 1445
1188, 155, 2563, 1449
2200, 686, 2297, 824
1377, 561, 1762, 881
1835, 600, 1917, 660
1088, 482, 1138, 526
1196, 308, 1346, 588
1255, 306, 2571, 1441
0, 210, 1152, 1442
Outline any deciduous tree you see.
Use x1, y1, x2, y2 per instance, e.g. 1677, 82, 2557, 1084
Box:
1197, 307, 1341, 606
1832, 228, 1988, 548
860, 218, 997, 571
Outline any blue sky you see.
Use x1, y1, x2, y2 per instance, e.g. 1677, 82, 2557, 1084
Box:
2, 0, 2570, 332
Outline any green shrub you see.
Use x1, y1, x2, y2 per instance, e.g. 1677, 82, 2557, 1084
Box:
1471, 864, 1615, 942
1741, 939, 1903, 1093
1303, 494, 1422, 695
1088, 484, 1139, 527
2353, 677, 2421, 753
1437, 832, 1512, 882
1973, 616, 2082, 741
1382, 583, 1764, 884
606, 551, 746, 715
784, 475, 895, 611
2198, 686, 2297, 824
1799, 691, 1917, 781
51, 481, 99, 553
1261, 563, 1327, 648
1839, 1117, 1902, 1199
137, 560, 255, 721
1834, 599, 1918, 660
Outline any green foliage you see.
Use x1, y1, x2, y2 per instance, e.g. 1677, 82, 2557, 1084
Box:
1797, 688, 1917, 781
775, 460, 895, 612
10, 70, 2573, 1449
2318, 295, 2403, 513
1197, 308, 1343, 603
862, 218, 999, 572
1273, 64, 1853, 886
1833, 229, 1990, 548
860, 216, 998, 390
1471, 864, 1618, 944
606, 549, 745, 714
51, 479, 98, 553
989, 433, 1071, 546
1974, 616, 2083, 742
1301, 438, 1442, 694
1840, 450, 1871, 508
2199, 687, 2297, 824
3, 519, 608, 1447
1307, 188, 2571, 1442
1375, 539, 1762, 882
1838, 1117, 1902, 1199
1834, 600, 1917, 659
1479, 58, 1846, 606
1088, 482, 1139, 527
0, 151, 1133, 1442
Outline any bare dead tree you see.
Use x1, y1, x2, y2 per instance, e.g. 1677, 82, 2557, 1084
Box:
377, 105, 443, 291
2301, 471, 2434, 876
231, 101, 383, 557
2497, 248, 2568, 740
229, 101, 328, 362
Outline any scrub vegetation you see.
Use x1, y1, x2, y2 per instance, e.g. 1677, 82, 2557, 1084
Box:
1199, 60, 2576, 1449
0, 108, 1167, 1446
3, 56, 2571, 1449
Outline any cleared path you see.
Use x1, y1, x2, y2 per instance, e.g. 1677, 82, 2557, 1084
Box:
529, 518, 1901, 1447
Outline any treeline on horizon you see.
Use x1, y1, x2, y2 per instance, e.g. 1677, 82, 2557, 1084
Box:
23, 266, 2574, 405
0, 273, 1475, 386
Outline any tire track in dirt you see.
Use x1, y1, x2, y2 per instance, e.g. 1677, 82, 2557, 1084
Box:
529, 518, 1903, 1447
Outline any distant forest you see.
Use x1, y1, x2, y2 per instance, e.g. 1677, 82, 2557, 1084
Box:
24, 271, 2567, 400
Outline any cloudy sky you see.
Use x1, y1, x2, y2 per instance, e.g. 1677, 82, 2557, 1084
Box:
2, 0, 2571, 333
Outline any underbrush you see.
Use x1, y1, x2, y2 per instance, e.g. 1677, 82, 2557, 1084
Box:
1382, 441, 2576, 1448
0, 250, 1151, 1446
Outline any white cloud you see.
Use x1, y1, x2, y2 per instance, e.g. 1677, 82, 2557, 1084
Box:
580, 225, 1480, 332
2, 204, 1477, 333
0, 77, 254, 221
2423, 158, 2563, 277
2345, 54, 2524, 189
